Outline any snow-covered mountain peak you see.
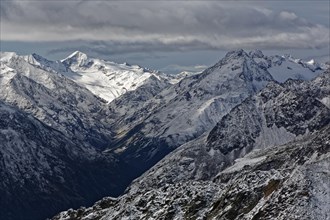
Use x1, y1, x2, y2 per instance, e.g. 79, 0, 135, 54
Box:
0, 51, 18, 62
24, 53, 54, 66
220, 49, 249, 63
274, 54, 322, 70
61, 50, 89, 67
247, 51, 326, 82
58, 51, 172, 102
211, 49, 264, 75
201, 49, 272, 88
225, 48, 247, 57
65, 50, 88, 60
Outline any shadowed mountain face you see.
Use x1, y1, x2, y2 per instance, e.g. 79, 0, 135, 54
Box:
0, 50, 328, 220
0, 101, 139, 220
0, 53, 159, 220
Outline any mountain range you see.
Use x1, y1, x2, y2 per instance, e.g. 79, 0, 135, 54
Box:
0, 49, 328, 220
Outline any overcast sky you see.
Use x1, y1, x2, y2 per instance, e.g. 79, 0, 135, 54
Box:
1, 0, 329, 73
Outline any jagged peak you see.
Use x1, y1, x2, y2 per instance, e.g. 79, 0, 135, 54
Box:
224, 49, 248, 59
66, 51, 88, 59
62, 51, 89, 66
31, 53, 46, 60
281, 54, 304, 64
249, 49, 265, 58
25, 53, 50, 63
211, 49, 249, 68
21, 53, 68, 74
200, 48, 273, 82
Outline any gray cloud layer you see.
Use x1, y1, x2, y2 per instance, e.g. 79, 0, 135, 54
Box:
1, 1, 329, 55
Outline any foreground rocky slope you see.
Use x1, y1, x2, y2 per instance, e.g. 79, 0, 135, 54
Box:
55, 124, 329, 220
53, 71, 330, 220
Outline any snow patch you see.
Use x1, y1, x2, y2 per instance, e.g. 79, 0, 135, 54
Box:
319, 97, 330, 109
222, 154, 267, 173
254, 124, 297, 149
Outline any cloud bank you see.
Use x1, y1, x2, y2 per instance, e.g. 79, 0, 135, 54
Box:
1, 1, 329, 55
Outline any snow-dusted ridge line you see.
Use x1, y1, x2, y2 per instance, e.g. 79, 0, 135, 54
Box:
249, 49, 326, 82
60, 51, 183, 102
1, 51, 184, 103
106, 49, 327, 169
1, 50, 327, 103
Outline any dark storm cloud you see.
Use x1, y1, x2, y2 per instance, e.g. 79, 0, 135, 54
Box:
1, 1, 329, 54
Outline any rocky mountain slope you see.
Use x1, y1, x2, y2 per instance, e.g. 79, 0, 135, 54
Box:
134, 71, 330, 185
102, 49, 327, 182
1, 52, 112, 147
0, 50, 328, 220
0, 54, 143, 220
0, 52, 172, 220
54, 124, 330, 220
111, 50, 272, 144
53, 70, 330, 220
0, 101, 123, 220
0, 51, 179, 220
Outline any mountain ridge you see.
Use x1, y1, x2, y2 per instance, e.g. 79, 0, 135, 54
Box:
0, 49, 328, 220
52, 69, 330, 220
